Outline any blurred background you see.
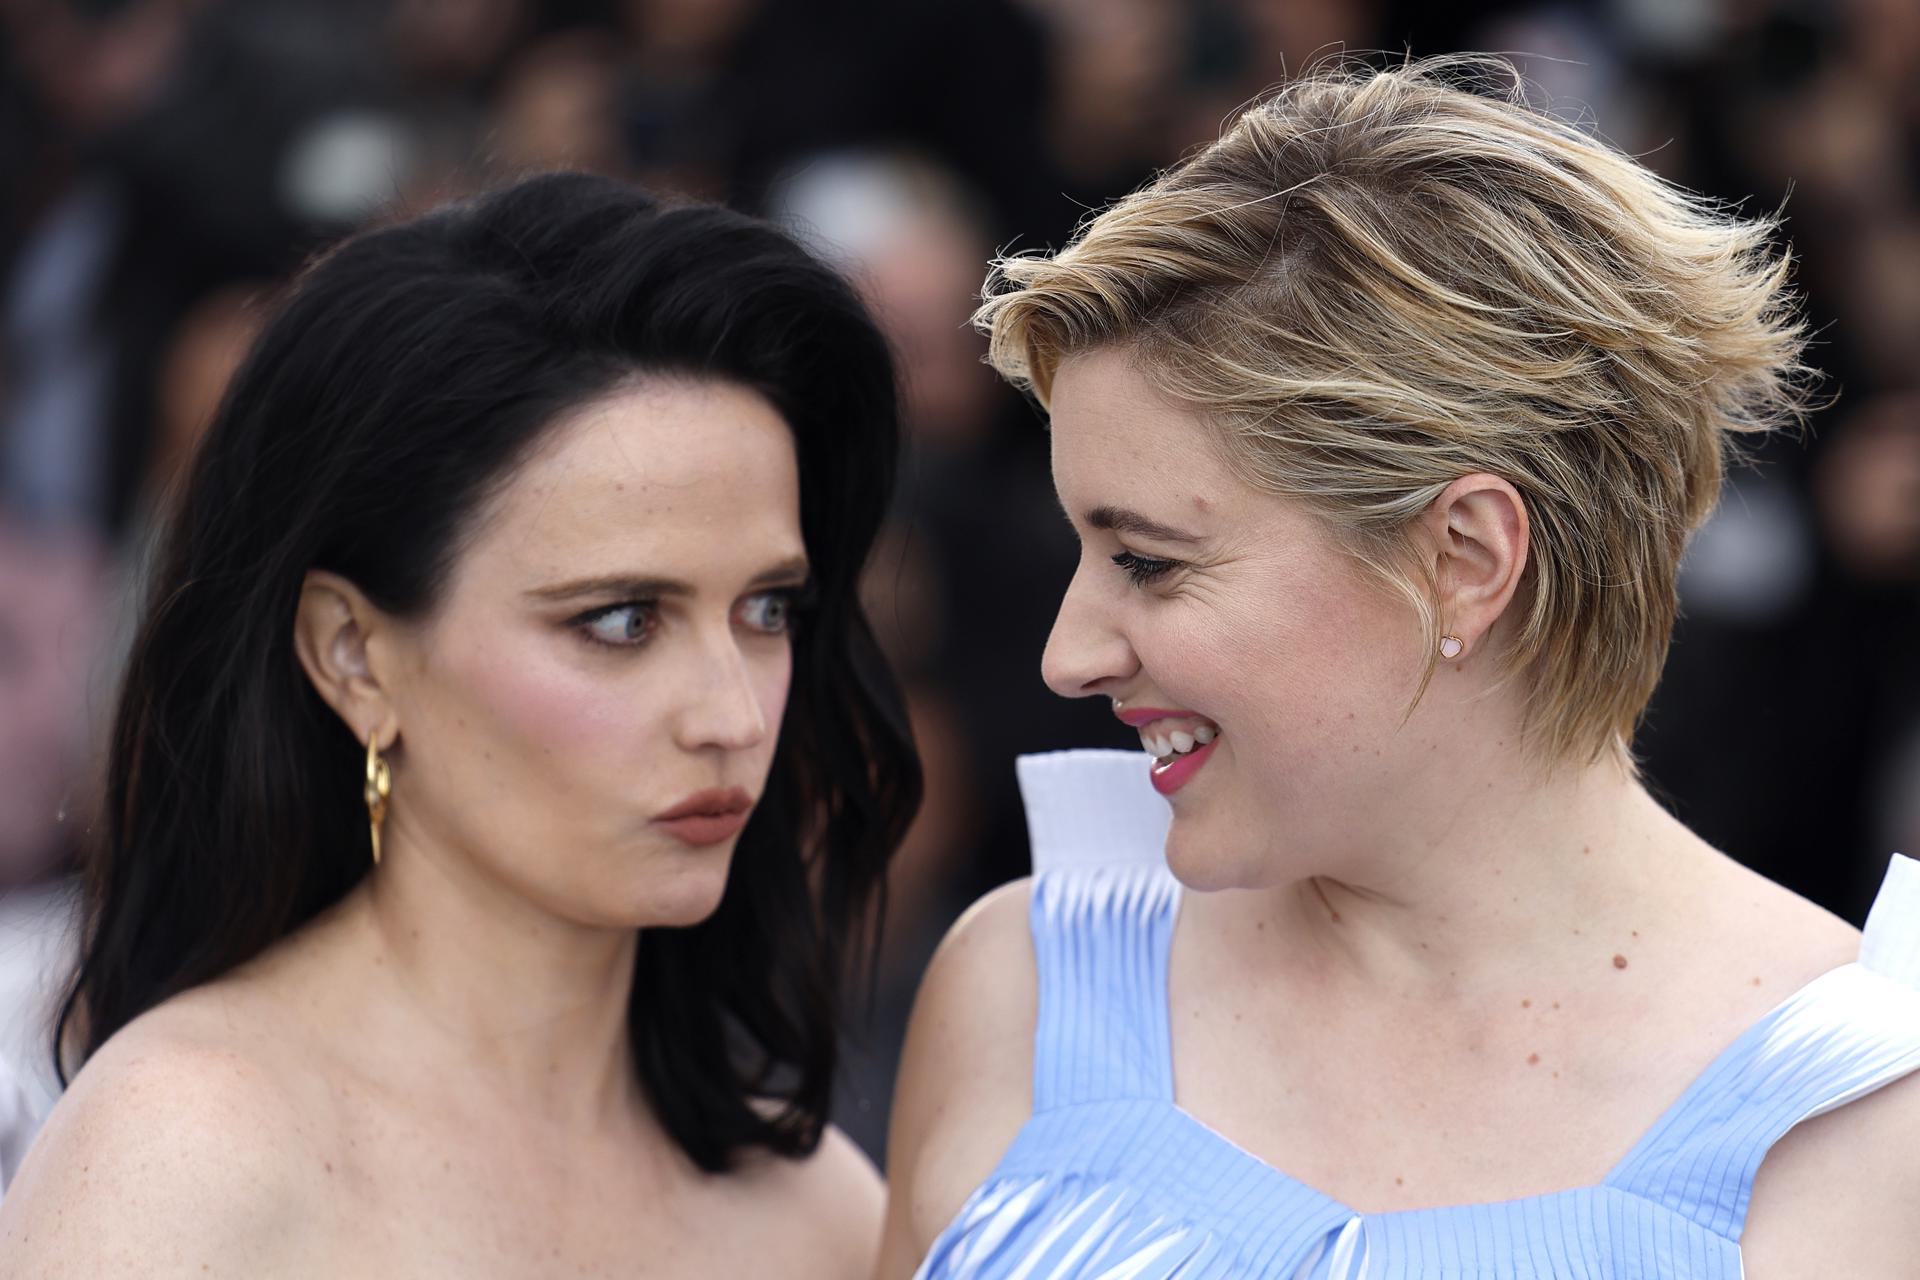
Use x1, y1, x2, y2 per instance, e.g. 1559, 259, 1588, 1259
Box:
0, 0, 1915, 1165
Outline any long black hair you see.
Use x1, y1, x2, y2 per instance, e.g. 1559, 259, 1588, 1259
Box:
59, 172, 922, 1172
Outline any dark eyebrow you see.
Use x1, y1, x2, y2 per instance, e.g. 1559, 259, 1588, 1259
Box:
1084, 505, 1202, 545
526, 556, 811, 602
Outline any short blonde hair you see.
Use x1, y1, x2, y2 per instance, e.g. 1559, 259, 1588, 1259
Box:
976, 56, 1811, 767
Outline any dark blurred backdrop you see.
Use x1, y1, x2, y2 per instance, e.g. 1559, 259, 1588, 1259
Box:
2, 0, 1916, 1163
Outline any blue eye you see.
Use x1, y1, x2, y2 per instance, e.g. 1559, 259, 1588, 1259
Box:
739, 591, 796, 635
1111, 550, 1177, 586
577, 602, 656, 647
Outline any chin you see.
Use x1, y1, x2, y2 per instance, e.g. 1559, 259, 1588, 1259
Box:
1163, 821, 1248, 893
1163, 804, 1302, 894
642, 873, 734, 929
572, 858, 734, 931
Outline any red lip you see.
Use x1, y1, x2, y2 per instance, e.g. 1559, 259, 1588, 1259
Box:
655, 787, 755, 847
1115, 706, 1200, 728
1149, 737, 1218, 796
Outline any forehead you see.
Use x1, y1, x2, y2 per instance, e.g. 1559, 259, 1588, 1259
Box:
1047, 348, 1241, 498
465, 378, 803, 578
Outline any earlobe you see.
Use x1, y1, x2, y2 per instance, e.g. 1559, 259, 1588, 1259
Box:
1427, 474, 1530, 653
292, 570, 398, 744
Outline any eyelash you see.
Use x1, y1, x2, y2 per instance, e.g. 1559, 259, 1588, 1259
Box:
1111, 550, 1179, 586
572, 587, 812, 650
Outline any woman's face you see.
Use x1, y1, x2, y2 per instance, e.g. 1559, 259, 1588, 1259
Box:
378, 378, 804, 929
1043, 349, 1438, 891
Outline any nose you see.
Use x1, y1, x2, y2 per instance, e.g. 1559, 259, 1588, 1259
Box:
1040, 559, 1138, 699
674, 632, 772, 753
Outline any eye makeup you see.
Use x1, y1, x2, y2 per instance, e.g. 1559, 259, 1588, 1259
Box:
1111, 550, 1179, 586
568, 582, 815, 650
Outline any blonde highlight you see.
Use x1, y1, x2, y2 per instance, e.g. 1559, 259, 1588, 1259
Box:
976, 55, 1813, 767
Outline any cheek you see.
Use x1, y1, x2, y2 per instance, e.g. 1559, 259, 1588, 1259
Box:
754, 645, 794, 744
429, 636, 664, 787
494, 654, 623, 746
1152, 581, 1421, 763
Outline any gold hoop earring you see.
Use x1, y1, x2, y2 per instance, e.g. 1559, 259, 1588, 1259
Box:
364, 732, 392, 866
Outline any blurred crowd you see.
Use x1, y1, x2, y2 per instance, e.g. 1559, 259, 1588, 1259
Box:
1, 0, 1917, 1162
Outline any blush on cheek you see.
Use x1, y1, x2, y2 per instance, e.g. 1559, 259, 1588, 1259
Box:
447, 641, 651, 785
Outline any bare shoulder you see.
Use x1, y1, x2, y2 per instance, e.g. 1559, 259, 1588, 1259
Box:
1691, 857, 1861, 1020
1714, 855, 1861, 965
1743, 1068, 1920, 1276
1735, 852, 1917, 1275
734, 1125, 885, 1279
873, 878, 1036, 1279
0, 998, 320, 1275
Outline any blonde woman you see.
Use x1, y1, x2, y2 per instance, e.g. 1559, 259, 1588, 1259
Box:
878, 58, 1920, 1280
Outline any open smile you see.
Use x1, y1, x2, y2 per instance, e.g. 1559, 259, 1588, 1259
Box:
1115, 707, 1223, 796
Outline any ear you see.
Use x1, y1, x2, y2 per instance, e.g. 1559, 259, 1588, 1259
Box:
1417, 473, 1530, 660
292, 570, 401, 749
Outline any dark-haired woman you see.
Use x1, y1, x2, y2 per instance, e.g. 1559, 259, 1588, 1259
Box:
0, 173, 919, 1276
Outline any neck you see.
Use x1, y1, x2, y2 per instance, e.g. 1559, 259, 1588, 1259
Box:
1250, 753, 1721, 999
332, 823, 643, 1129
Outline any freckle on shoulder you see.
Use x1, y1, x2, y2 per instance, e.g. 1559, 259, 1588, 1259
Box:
0, 1006, 314, 1267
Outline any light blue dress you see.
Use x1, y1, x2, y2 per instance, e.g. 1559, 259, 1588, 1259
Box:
916, 750, 1920, 1279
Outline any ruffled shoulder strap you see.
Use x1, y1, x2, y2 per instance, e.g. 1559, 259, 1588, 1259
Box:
1860, 853, 1920, 987
1018, 750, 1174, 878
1608, 854, 1920, 1240
1016, 751, 1180, 1112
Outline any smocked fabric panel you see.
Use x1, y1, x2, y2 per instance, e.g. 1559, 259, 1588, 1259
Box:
913, 750, 1920, 1279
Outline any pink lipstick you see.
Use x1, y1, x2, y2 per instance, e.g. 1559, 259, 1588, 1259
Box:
1115, 706, 1200, 727
1149, 737, 1217, 795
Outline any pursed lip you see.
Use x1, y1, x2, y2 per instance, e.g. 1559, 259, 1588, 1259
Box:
1114, 706, 1200, 728
655, 787, 754, 822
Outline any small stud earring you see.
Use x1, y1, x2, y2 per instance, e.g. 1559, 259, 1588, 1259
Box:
1439, 635, 1465, 660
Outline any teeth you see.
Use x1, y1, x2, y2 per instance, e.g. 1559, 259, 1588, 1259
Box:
1137, 722, 1221, 759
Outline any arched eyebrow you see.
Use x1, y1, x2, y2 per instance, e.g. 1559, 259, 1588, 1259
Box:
1084, 505, 1201, 545
527, 556, 811, 602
